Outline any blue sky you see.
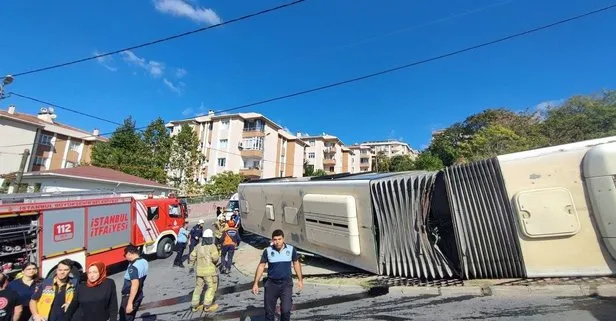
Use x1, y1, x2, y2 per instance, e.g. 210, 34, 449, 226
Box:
1, 0, 615, 150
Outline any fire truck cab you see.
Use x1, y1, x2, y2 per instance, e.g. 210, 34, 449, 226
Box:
0, 191, 187, 278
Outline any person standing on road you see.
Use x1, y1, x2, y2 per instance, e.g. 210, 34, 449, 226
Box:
189, 220, 204, 254
220, 220, 241, 274
0, 272, 22, 321
174, 222, 190, 268
187, 229, 220, 313
119, 245, 148, 321
251, 229, 303, 321
30, 259, 76, 321
62, 262, 118, 321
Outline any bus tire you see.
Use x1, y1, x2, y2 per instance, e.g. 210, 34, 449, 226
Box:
157, 237, 175, 259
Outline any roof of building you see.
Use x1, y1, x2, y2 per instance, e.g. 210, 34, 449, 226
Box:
167, 112, 284, 131
21, 166, 174, 190
301, 134, 345, 145
0, 108, 108, 142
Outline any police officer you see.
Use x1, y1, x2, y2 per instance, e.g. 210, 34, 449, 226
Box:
251, 229, 303, 321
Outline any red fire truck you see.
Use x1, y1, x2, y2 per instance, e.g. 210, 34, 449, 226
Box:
0, 192, 187, 278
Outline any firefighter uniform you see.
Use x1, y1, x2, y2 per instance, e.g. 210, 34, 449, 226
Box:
188, 229, 220, 312
220, 222, 241, 274
261, 243, 299, 321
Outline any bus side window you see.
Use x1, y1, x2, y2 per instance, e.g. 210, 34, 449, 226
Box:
169, 204, 182, 217
147, 206, 159, 220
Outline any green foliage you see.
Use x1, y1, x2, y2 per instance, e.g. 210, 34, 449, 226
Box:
424, 90, 616, 165
168, 124, 204, 195
90, 117, 172, 184
303, 161, 315, 176
413, 152, 444, 171
203, 171, 246, 196
389, 155, 414, 172
374, 151, 391, 172
313, 169, 327, 177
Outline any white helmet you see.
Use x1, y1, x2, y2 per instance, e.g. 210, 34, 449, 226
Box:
198, 219, 205, 224
202, 229, 213, 238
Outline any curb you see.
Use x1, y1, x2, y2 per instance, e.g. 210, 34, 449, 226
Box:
597, 284, 616, 297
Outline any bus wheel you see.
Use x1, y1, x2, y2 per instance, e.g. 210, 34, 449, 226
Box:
157, 237, 175, 259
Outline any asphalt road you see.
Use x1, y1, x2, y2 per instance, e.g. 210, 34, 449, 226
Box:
105, 219, 616, 321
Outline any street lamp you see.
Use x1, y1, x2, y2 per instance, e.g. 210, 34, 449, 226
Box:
0, 74, 14, 100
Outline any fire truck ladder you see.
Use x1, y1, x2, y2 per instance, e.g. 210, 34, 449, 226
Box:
0, 189, 161, 204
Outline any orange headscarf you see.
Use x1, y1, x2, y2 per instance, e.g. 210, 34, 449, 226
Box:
86, 261, 107, 288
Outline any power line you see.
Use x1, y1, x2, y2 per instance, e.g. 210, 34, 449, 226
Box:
3, 3, 614, 148
213, 3, 616, 114
10, 0, 306, 78
10, 92, 123, 126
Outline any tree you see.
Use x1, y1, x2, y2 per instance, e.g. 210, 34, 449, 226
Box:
312, 169, 327, 177
413, 152, 444, 171
541, 91, 616, 145
141, 118, 172, 183
458, 124, 534, 162
303, 160, 315, 176
168, 124, 204, 195
203, 171, 246, 196
373, 151, 391, 172
389, 155, 414, 172
91, 117, 149, 178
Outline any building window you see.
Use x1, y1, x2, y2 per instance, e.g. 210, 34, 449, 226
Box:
217, 158, 226, 167
243, 119, 264, 132
39, 134, 53, 146
241, 137, 264, 150
218, 139, 228, 149
34, 156, 46, 166
308, 152, 315, 159
65, 161, 77, 168
69, 141, 80, 152
221, 120, 229, 129
309, 140, 315, 146
329, 166, 334, 172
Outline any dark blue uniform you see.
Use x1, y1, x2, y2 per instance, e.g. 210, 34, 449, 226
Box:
120, 258, 148, 321
261, 244, 299, 321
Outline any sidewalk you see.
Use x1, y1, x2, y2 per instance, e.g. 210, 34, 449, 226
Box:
231, 232, 616, 297
232, 232, 362, 282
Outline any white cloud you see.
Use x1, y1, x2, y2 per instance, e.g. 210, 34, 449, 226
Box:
534, 98, 565, 111
175, 68, 187, 78
153, 0, 222, 25
163, 78, 186, 95
181, 107, 194, 116
120, 50, 166, 78
94, 51, 118, 71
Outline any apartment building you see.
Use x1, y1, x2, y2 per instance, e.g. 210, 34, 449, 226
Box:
0, 105, 107, 176
360, 140, 418, 158
302, 134, 352, 174
166, 111, 307, 182
349, 144, 373, 173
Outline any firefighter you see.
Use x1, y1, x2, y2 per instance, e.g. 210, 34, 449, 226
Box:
212, 215, 226, 252
189, 220, 204, 254
220, 220, 241, 274
188, 229, 219, 313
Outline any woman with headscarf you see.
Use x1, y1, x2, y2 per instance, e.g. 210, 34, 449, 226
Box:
8, 262, 41, 321
62, 262, 118, 321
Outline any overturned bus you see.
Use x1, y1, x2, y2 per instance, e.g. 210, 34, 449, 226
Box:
237, 136, 616, 280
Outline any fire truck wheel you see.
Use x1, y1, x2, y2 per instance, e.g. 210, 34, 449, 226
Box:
157, 237, 175, 259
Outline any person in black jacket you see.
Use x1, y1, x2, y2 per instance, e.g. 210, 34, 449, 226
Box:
63, 262, 118, 321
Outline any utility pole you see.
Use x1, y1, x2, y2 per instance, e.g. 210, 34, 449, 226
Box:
15, 149, 30, 192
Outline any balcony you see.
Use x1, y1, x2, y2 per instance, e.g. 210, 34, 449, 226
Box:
242, 126, 265, 138
323, 158, 336, 166
323, 147, 335, 154
360, 163, 370, 169
241, 149, 263, 158
240, 168, 262, 177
